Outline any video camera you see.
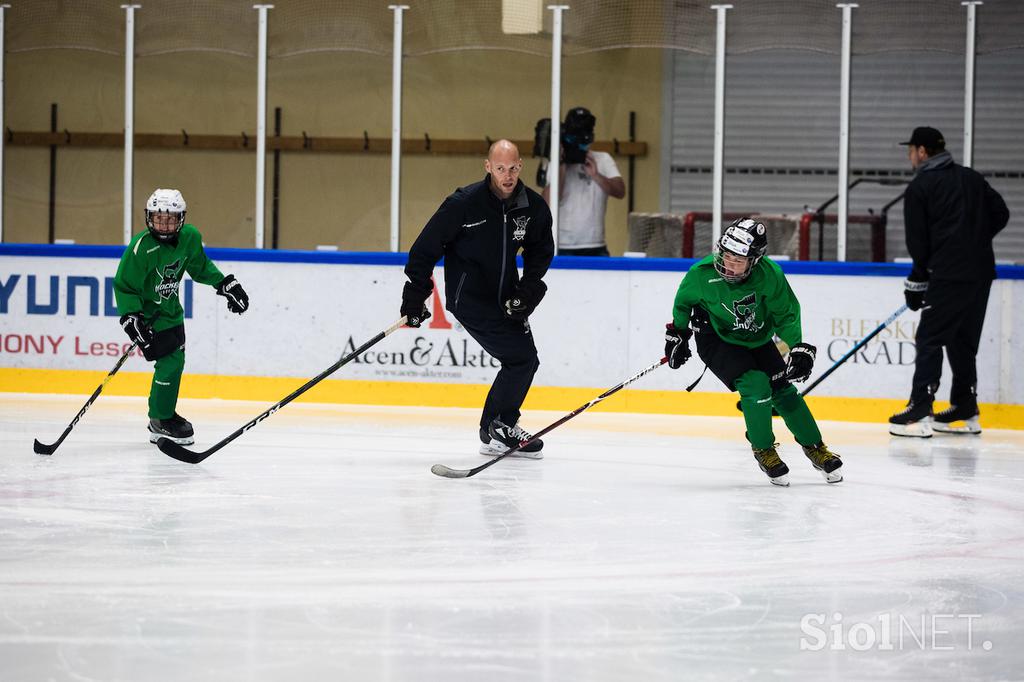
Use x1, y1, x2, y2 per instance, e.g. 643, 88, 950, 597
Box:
532, 107, 596, 186
560, 106, 595, 165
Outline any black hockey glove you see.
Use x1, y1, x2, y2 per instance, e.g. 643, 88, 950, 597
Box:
119, 313, 154, 350
664, 323, 692, 369
216, 275, 249, 314
904, 277, 928, 312
403, 305, 431, 328
504, 279, 547, 320
785, 342, 816, 383
401, 282, 432, 328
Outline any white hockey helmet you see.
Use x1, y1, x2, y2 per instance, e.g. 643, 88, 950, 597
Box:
713, 217, 768, 283
145, 188, 187, 242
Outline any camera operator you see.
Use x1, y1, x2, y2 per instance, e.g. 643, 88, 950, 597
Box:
540, 107, 625, 256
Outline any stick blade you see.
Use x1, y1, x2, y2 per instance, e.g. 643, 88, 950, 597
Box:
33, 439, 57, 456
156, 437, 209, 464
431, 463, 471, 479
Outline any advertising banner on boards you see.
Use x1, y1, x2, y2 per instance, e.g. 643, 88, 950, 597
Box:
1, 249, 1020, 404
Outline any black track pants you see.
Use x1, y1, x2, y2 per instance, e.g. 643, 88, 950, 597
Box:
911, 278, 992, 406
456, 315, 540, 430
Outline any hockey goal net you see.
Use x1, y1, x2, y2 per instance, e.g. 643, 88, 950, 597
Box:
627, 212, 801, 259
797, 212, 888, 262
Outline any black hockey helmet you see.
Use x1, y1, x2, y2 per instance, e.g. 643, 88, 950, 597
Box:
714, 217, 768, 283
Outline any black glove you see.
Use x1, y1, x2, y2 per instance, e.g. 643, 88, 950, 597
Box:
119, 313, 154, 349
664, 323, 692, 369
504, 279, 547, 320
505, 296, 528, 319
216, 275, 249, 314
785, 342, 816, 382
403, 304, 431, 328
904, 277, 927, 312
400, 282, 432, 328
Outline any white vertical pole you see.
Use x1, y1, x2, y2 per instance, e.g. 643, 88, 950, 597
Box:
548, 5, 568, 254
962, 1, 982, 168
388, 5, 408, 252
0, 4, 9, 242
253, 5, 273, 249
836, 3, 857, 262
710, 4, 731, 245
121, 5, 141, 245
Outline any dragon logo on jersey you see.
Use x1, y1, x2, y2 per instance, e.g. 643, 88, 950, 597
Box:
154, 259, 184, 300
512, 215, 529, 241
722, 292, 764, 333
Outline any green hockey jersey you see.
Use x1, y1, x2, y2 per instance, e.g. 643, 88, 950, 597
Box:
671, 255, 803, 349
114, 224, 225, 331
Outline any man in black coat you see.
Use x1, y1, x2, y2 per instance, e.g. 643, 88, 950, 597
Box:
889, 127, 1009, 437
401, 140, 555, 457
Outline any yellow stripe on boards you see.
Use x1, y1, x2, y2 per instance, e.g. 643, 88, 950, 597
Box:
2, 368, 1022, 430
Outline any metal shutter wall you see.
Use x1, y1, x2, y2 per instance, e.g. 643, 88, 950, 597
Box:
668, 48, 1023, 262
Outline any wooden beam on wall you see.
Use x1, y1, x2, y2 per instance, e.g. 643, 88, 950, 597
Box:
6, 130, 647, 157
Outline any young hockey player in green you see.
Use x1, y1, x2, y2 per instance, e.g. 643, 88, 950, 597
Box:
114, 188, 249, 445
663, 217, 842, 486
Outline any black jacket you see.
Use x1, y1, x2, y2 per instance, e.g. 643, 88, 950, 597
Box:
404, 175, 555, 321
904, 152, 1010, 282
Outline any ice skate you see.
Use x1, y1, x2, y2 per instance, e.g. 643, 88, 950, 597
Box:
802, 442, 843, 483
752, 444, 790, 486
932, 403, 982, 435
148, 412, 194, 445
479, 419, 543, 459
888, 401, 933, 438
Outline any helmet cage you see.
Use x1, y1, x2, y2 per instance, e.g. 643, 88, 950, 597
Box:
144, 189, 187, 243
713, 218, 767, 283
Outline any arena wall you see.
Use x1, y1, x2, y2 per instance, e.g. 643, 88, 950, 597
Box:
4, 49, 661, 255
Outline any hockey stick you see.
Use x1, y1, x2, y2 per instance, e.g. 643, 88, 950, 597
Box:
735, 302, 909, 412
431, 357, 668, 479
800, 303, 909, 397
156, 317, 408, 464
34, 341, 139, 455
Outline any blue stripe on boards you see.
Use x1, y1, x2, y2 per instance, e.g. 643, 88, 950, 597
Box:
2, 244, 1020, 279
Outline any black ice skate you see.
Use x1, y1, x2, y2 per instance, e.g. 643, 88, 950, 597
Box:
479, 419, 543, 459
888, 401, 933, 438
149, 413, 195, 445
752, 444, 790, 486
802, 442, 843, 483
932, 403, 981, 435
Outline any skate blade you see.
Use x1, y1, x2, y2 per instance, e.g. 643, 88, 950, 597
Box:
889, 421, 933, 438
933, 417, 981, 435
478, 443, 543, 460
149, 432, 194, 446
769, 474, 790, 487
821, 469, 843, 484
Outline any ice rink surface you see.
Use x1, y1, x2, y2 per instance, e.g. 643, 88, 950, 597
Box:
2, 394, 1023, 682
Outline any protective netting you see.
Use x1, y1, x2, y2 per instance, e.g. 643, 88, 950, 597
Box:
7, 1, 1023, 57
134, 2, 257, 57
268, 2, 391, 58
6, 1, 123, 55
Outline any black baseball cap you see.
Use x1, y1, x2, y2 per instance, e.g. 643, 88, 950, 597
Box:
899, 126, 945, 149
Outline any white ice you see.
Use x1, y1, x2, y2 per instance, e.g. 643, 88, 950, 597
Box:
2, 394, 1023, 681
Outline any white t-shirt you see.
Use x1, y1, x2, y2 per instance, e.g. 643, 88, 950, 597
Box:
548, 150, 621, 249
